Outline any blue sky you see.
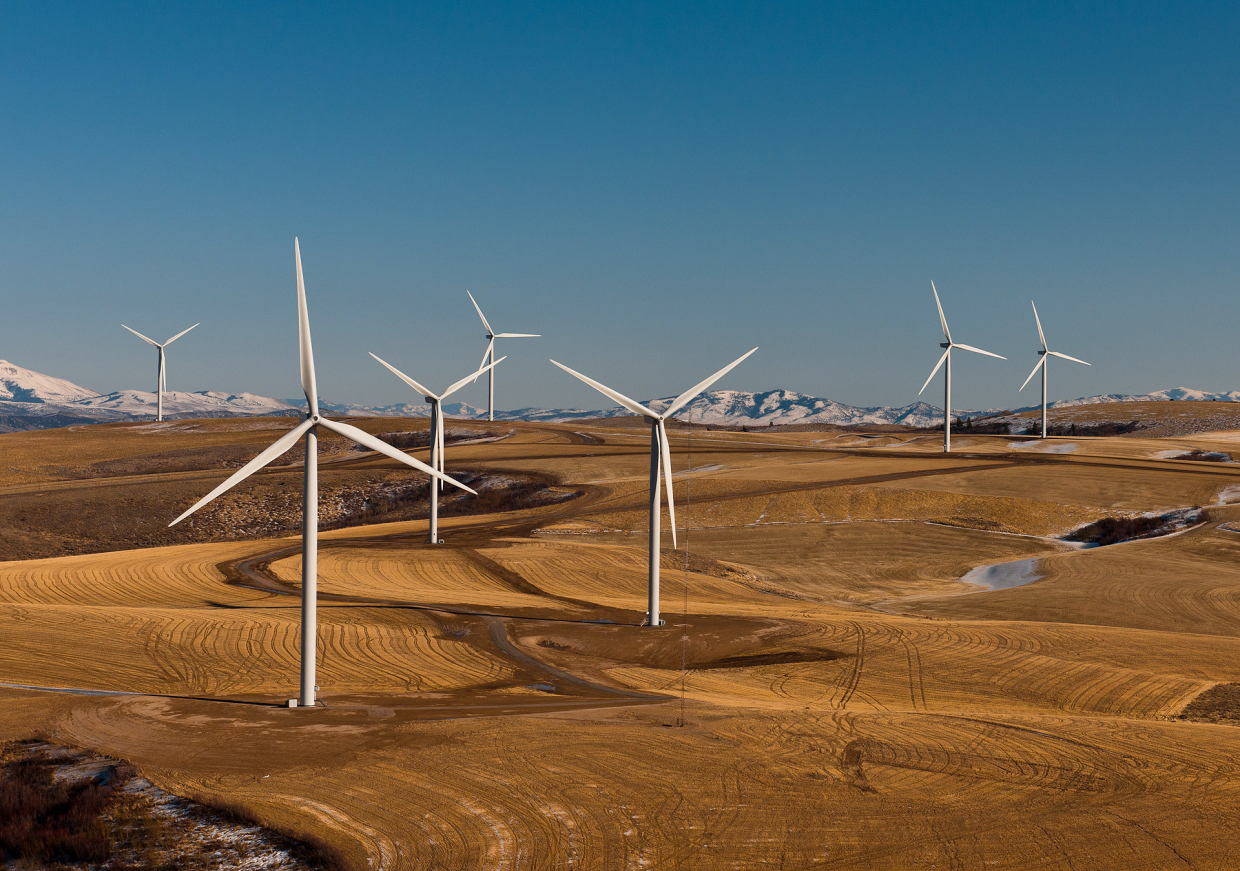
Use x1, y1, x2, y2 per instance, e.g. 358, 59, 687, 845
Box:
1, 3, 1236, 412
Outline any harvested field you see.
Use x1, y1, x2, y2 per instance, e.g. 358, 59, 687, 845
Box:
0, 415, 1239, 868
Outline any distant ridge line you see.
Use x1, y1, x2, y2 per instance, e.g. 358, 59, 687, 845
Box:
0, 359, 1234, 431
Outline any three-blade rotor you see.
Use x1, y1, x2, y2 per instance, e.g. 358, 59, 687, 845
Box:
369, 353, 506, 483
918, 283, 1006, 395
550, 347, 757, 548
369, 353, 505, 404
121, 322, 199, 350
467, 290, 540, 372
1019, 301, 1090, 391
122, 322, 199, 402
169, 239, 476, 529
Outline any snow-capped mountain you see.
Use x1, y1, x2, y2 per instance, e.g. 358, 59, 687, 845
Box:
647, 390, 942, 427
291, 399, 487, 419
0, 360, 297, 431
77, 390, 297, 417
1050, 387, 1240, 407
291, 389, 945, 427
0, 359, 1236, 432
0, 360, 100, 403
489, 391, 944, 427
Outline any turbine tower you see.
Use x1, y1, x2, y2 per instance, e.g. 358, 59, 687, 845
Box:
369, 352, 504, 544
918, 282, 1006, 453
467, 290, 539, 421
551, 348, 757, 627
170, 239, 475, 708
121, 322, 199, 421
1019, 301, 1090, 438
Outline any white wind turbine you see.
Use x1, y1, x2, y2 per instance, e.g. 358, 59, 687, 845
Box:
169, 239, 475, 708
467, 290, 539, 421
121, 322, 199, 421
368, 353, 505, 544
1019, 301, 1090, 438
918, 282, 1006, 452
551, 348, 757, 627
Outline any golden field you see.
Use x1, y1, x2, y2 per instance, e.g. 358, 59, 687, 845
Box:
2, 415, 1240, 868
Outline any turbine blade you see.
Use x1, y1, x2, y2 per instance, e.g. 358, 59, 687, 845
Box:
295, 238, 318, 415
478, 337, 494, 374
318, 417, 476, 494
1047, 350, 1090, 366
442, 356, 506, 400
664, 347, 758, 418
437, 408, 446, 491
494, 333, 540, 338
159, 351, 166, 394
163, 323, 200, 346
427, 401, 440, 469
953, 342, 1006, 360
437, 408, 445, 469
369, 353, 438, 400
548, 360, 658, 419
918, 348, 950, 395
169, 418, 315, 526
659, 420, 677, 550
1031, 301, 1047, 350
122, 324, 160, 347
931, 281, 952, 343
1019, 356, 1045, 391
466, 290, 493, 335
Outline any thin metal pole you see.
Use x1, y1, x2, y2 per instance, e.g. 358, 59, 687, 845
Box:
488, 342, 495, 422
648, 418, 661, 627
429, 401, 439, 543
943, 348, 952, 453
157, 348, 164, 422
1041, 355, 1048, 438
300, 426, 318, 707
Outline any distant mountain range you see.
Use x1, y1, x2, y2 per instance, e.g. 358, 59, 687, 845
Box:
0, 358, 1235, 432
0, 360, 299, 430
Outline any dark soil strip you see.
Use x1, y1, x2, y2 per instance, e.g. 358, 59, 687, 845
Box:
1179, 683, 1240, 724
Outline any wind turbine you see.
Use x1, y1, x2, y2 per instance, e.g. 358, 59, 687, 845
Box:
121, 322, 199, 421
1019, 301, 1090, 438
467, 290, 539, 421
918, 282, 1006, 453
550, 348, 757, 627
169, 239, 475, 709
368, 353, 505, 544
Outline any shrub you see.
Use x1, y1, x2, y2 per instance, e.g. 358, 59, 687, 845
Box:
1046, 421, 1143, 437
1068, 515, 1167, 546
0, 744, 126, 863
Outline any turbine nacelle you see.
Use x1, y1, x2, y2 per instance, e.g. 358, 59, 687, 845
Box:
121, 321, 199, 420
467, 290, 539, 421
369, 351, 505, 543
918, 282, 1005, 453
1021, 300, 1091, 397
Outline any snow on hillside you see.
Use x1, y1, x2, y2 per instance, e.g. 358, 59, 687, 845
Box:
0, 359, 1235, 431
0, 360, 99, 403
294, 390, 944, 427
643, 389, 943, 427
292, 399, 487, 418
1052, 388, 1240, 407
78, 390, 297, 417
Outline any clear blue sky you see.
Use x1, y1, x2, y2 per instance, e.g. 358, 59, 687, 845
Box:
1, 2, 1236, 412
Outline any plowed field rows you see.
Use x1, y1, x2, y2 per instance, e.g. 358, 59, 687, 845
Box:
1, 417, 1240, 868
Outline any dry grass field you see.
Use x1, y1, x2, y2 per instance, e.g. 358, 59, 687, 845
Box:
3, 414, 1240, 868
